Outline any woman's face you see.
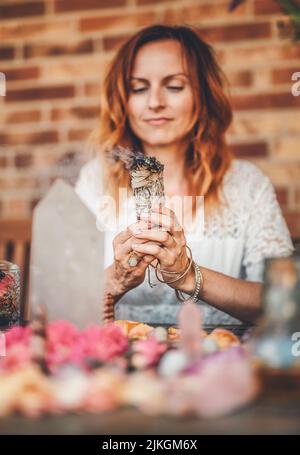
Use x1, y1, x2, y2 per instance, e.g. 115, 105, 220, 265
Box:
127, 40, 195, 150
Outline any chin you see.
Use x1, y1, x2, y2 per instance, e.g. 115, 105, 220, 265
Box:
142, 135, 180, 147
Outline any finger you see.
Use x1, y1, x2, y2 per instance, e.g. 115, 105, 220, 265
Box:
128, 220, 150, 232
131, 228, 176, 247
141, 254, 156, 264
152, 205, 182, 233
131, 242, 165, 261
119, 236, 152, 257
140, 212, 182, 236
114, 220, 150, 253
114, 227, 133, 245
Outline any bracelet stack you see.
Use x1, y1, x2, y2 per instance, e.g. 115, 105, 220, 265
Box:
175, 261, 203, 303
154, 245, 193, 285
147, 245, 204, 303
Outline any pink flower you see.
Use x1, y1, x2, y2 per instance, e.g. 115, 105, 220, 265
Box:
5, 326, 32, 349
0, 343, 31, 372
46, 321, 79, 371
1, 321, 129, 374
0, 326, 31, 372
71, 324, 128, 367
132, 337, 167, 369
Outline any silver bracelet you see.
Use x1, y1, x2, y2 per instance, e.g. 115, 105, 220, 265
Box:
175, 261, 203, 303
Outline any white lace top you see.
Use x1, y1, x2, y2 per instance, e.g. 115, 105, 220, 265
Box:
75, 158, 294, 326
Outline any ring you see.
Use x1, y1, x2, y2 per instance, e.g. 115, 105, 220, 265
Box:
128, 251, 140, 267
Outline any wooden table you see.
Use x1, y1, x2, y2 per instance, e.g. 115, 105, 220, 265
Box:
0, 384, 299, 435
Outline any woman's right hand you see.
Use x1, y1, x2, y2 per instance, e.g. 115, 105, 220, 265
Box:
113, 220, 156, 291
103, 221, 156, 322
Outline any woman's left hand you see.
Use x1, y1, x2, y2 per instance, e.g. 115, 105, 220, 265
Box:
130, 205, 192, 289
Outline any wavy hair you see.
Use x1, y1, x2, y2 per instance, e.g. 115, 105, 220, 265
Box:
90, 24, 233, 214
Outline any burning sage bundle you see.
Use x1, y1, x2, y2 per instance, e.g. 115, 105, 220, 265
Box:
111, 147, 165, 268
129, 155, 165, 220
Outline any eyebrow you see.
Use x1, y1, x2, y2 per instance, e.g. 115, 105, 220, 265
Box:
130, 73, 189, 82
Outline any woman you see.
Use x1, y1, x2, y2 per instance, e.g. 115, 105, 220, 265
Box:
75, 25, 294, 327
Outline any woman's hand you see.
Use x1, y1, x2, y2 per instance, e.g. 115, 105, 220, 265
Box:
113, 220, 156, 291
130, 205, 194, 290
103, 220, 156, 323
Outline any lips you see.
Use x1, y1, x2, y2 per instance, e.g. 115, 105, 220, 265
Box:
146, 118, 172, 125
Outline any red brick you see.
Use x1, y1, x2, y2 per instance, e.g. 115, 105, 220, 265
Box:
71, 105, 100, 119
14, 154, 33, 168
0, 19, 75, 41
0, 131, 58, 146
55, 0, 125, 13
6, 85, 75, 102
254, 0, 300, 15
6, 199, 30, 217
227, 70, 253, 87
275, 187, 288, 206
68, 129, 91, 141
0, 46, 14, 60
103, 34, 132, 51
0, 156, 7, 167
137, 0, 170, 4
51, 105, 99, 121
283, 211, 300, 240
272, 68, 300, 85
3, 109, 41, 124
0, 66, 40, 82
24, 40, 94, 59
84, 83, 101, 97
230, 142, 268, 158
221, 44, 300, 67
199, 22, 271, 43
232, 92, 300, 110
295, 188, 300, 206
163, 1, 248, 23
80, 11, 157, 32
0, 2, 45, 20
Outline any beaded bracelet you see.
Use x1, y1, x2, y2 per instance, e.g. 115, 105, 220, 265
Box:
175, 261, 203, 303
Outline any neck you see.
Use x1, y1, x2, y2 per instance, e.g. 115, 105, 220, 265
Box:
142, 141, 188, 194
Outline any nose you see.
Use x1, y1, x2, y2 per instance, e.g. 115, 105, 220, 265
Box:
147, 86, 166, 110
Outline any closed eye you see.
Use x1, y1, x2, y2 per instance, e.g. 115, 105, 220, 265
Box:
167, 86, 184, 91
131, 86, 184, 94
131, 87, 147, 93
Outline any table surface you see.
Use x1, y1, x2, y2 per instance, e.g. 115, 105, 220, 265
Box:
0, 384, 299, 435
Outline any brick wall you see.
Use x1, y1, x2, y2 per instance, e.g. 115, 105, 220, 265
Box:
0, 0, 300, 239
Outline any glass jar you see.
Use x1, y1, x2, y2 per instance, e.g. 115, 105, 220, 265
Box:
0, 260, 21, 331
253, 255, 300, 385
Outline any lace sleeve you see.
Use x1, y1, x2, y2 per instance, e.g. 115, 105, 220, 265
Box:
243, 174, 294, 281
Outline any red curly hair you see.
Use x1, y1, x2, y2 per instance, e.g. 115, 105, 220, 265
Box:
90, 24, 233, 214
